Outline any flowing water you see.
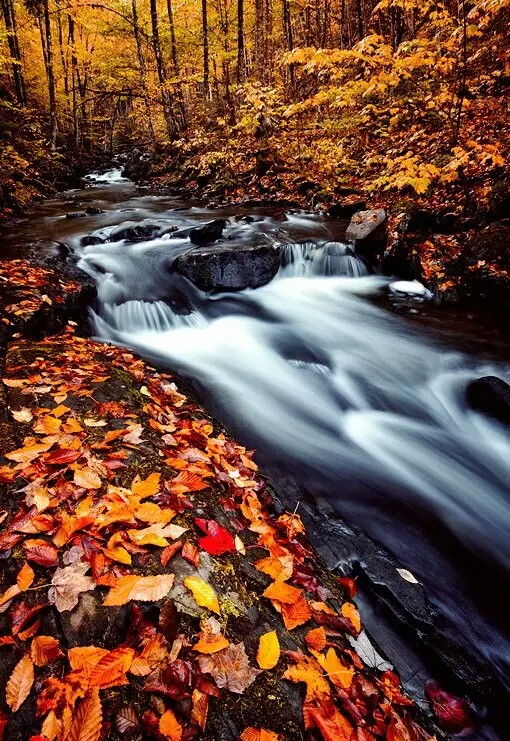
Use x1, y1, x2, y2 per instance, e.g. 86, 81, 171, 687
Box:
4, 169, 509, 729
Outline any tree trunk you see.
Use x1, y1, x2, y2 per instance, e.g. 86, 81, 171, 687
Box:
201, 0, 210, 98
0, 0, 27, 106
149, 0, 175, 137
42, 0, 58, 148
68, 14, 79, 147
237, 0, 244, 82
131, 0, 156, 144
166, 0, 187, 129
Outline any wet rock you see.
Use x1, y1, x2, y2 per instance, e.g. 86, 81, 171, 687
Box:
189, 219, 227, 245
59, 592, 130, 649
346, 208, 387, 251
81, 235, 105, 247
109, 222, 160, 243
85, 206, 103, 215
326, 199, 367, 219
407, 209, 463, 235
174, 244, 280, 292
466, 376, 510, 426
65, 211, 87, 220
485, 178, 510, 222
122, 148, 154, 181
462, 220, 510, 272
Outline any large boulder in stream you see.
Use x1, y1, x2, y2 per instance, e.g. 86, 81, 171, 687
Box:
174, 243, 281, 292
346, 208, 387, 253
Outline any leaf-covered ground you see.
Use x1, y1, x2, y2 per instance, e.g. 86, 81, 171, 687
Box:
0, 314, 474, 741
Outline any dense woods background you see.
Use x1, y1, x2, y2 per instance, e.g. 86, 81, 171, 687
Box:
1, 0, 509, 215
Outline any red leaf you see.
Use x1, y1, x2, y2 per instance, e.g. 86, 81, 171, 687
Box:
25, 541, 59, 567
337, 577, 358, 598
44, 448, 82, 465
425, 681, 474, 734
160, 540, 183, 567
195, 519, 236, 556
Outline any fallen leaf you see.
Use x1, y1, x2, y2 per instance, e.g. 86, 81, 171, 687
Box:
254, 555, 293, 581
115, 707, 141, 735
48, 561, 96, 612
341, 602, 361, 634
159, 709, 182, 740
103, 574, 175, 606
396, 568, 420, 584
74, 467, 102, 490
131, 472, 161, 498
256, 631, 280, 670
67, 689, 102, 741
317, 647, 354, 690
11, 408, 33, 423
25, 541, 59, 568
198, 643, 260, 694
305, 626, 327, 652
184, 576, 220, 614
281, 593, 312, 630
33, 415, 61, 435
17, 563, 35, 591
240, 729, 280, 741
89, 647, 135, 688
191, 689, 209, 730
31, 636, 63, 666
282, 660, 329, 702
196, 518, 236, 556
262, 580, 302, 604
6, 654, 34, 712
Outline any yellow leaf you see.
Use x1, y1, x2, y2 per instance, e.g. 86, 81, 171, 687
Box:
33, 415, 61, 434
103, 574, 175, 606
341, 602, 361, 634
317, 647, 354, 689
256, 630, 280, 670
67, 689, 102, 741
74, 467, 102, 490
184, 576, 220, 614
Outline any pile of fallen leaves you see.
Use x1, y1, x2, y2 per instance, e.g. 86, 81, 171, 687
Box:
0, 325, 470, 740
0, 260, 86, 330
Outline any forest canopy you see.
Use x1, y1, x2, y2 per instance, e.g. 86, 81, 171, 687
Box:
0, 0, 509, 210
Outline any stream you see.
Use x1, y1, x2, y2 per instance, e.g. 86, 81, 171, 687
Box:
4, 168, 509, 736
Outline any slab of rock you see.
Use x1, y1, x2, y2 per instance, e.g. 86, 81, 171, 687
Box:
109, 221, 161, 243
466, 376, 510, 426
174, 243, 280, 291
346, 208, 387, 249
189, 218, 227, 245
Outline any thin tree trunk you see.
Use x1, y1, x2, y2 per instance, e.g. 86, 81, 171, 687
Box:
201, 0, 209, 98
1, 0, 27, 106
131, 0, 156, 143
68, 14, 79, 147
237, 0, 244, 82
42, 0, 58, 148
166, 0, 187, 129
149, 0, 175, 137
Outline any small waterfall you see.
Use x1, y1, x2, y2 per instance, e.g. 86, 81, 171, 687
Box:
279, 241, 367, 278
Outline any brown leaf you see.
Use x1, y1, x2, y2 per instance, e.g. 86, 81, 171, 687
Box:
198, 643, 260, 694
6, 654, 34, 712
48, 561, 95, 612
115, 707, 141, 735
